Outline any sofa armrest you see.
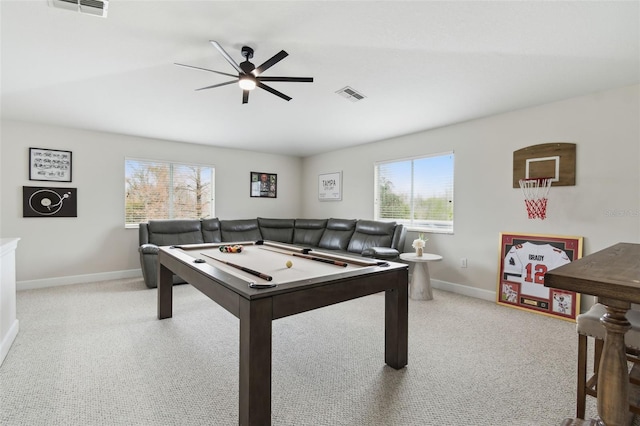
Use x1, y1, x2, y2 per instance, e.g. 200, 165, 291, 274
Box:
139, 244, 159, 288
361, 247, 400, 260
391, 224, 406, 251
139, 243, 159, 255
139, 223, 150, 245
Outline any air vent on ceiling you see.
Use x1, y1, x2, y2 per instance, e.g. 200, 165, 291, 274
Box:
336, 86, 366, 102
49, 0, 109, 18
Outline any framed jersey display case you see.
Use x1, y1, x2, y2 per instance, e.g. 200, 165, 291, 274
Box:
497, 232, 583, 321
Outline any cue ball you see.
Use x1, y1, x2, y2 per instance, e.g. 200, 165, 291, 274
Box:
286, 260, 293, 268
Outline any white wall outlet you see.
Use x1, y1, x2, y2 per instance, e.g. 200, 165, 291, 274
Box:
460, 258, 467, 268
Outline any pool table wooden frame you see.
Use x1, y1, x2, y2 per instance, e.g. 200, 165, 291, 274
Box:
157, 243, 409, 426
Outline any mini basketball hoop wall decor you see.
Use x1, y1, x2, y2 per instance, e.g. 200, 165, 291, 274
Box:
519, 177, 552, 219
513, 143, 576, 219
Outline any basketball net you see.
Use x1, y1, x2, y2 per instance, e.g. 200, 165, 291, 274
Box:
518, 177, 552, 220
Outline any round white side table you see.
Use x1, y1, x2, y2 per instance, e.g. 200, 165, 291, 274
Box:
399, 252, 443, 301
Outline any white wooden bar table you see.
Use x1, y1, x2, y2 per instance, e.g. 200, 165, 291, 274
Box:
399, 252, 443, 300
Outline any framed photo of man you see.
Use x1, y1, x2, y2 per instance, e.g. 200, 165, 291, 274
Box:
497, 232, 583, 321
250, 172, 277, 198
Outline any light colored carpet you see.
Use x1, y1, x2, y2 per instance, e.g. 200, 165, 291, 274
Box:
1, 278, 603, 425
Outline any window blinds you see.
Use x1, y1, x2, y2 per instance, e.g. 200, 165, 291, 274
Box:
375, 152, 454, 232
125, 158, 214, 226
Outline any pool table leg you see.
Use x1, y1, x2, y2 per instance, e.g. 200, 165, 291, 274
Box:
385, 274, 408, 369
239, 297, 273, 426
157, 263, 173, 319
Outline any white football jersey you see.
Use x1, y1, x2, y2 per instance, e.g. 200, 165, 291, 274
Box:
503, 242, 571, 299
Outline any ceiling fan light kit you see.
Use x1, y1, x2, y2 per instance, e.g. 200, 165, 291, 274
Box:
176, 41, 313, 104
238, 76, 257, 91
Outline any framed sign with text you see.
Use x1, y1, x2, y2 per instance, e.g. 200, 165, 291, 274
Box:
29, 148, 72, 182
497, 232, 583, 321
318, 172, 342, 201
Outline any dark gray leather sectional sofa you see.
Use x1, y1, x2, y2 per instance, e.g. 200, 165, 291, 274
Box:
138, 217, 406, 288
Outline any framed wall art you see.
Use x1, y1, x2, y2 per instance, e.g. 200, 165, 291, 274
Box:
23, 186, 77, 218
497, 232, 583, 321
318, 171, 342, 201
29, 148, 72, 182
250, 172, 277, 198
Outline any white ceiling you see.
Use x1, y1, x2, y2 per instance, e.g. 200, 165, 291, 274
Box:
1, 1, 638, 157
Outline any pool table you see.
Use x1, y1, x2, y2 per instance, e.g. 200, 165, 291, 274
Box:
157, 241, 409, 426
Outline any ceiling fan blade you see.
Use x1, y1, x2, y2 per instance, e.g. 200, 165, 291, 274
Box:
210, 40, 243, 74
242, 90, 249, 104
174, 63, 237, 78
257, 82, 291, 101
254, 50, 288, 75
195, 80, 238, 91
257, 76, 314, 83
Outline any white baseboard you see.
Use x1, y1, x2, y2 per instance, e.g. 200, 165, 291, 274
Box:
17, 269, 143, 291
432, 279, 496, 302
0, 320, 19, 367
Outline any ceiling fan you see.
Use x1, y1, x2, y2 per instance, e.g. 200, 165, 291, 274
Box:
176, 41, 313, 104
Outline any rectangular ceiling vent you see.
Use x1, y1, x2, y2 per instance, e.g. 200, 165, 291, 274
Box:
336, 86, 366, 102
49, 0, 109, 18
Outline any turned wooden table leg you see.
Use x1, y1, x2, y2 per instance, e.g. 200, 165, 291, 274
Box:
597, 298, 631, 426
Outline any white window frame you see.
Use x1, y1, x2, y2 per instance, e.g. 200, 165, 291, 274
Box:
124, 157, 215, 228
374, 151, 454, 234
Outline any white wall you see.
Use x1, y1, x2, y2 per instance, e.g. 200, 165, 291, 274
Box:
302, 85, 640, 299
1, 85, 638, 296
0, 122, 302, 284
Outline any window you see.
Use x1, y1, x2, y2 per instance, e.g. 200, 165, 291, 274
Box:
374, 152, 454, 233
125, 158, 214, 227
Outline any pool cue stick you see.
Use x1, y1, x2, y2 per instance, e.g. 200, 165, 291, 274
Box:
256, 240, 382, 267
200, 252, 273, 281
305, 250, 381, 267
258, 240, 308, 253
171, 241, 256, 250
259, 247, 348, 267
171, 243, 222, 249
